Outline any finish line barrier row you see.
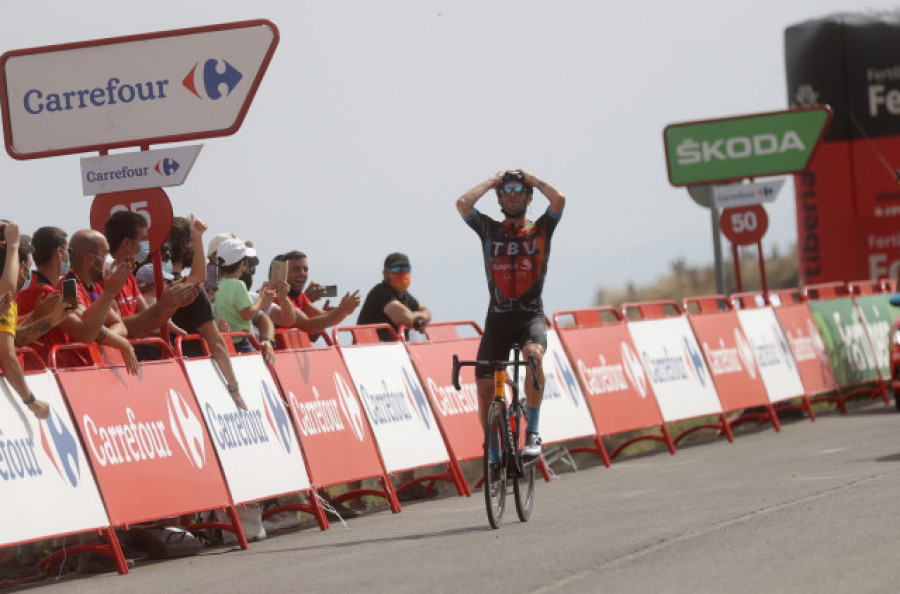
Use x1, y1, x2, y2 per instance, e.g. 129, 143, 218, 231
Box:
0, 280, 895, 574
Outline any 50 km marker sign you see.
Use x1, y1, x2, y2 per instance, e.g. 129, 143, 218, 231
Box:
663, 106, 832, 186
0, 20, 278, 160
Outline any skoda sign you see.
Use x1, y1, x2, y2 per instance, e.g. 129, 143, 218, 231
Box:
0, 19, 278, 159
663, 106, 832, 186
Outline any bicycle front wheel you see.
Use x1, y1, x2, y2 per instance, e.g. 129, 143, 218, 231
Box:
513, 405, 535, 522
483, 399, 507, 529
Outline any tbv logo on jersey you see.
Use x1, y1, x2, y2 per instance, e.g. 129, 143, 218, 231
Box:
576, 342, 648, 398
290, 373, 366, 441
81, 389, 206, 469
22, 58, 242, 116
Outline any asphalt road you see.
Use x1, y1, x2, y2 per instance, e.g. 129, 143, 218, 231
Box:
19, 401, 900, 593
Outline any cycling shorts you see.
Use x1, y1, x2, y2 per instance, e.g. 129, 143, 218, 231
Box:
475, 311, 547, 379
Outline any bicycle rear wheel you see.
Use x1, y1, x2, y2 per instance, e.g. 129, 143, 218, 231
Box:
513, 405, 535, 522
483, 399, 507, 529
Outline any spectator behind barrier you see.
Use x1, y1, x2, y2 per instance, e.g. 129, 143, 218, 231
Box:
163, 216, 246, 410
103, 210, 198, 341
357, 252, 435, 502
0, 222, 52, 418
213, 238, 275, 354
48, 229, 138, 375
270, 250, 361, 336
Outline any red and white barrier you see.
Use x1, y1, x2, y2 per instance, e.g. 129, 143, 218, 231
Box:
684, 296, 780, 431
51, 342, 244, 547
624, 301, 733, 444
335, 324, 466, 496
0, 363, 109, 548
181, 349, 319, 514
538, 330, 598, 445
271, 330, 400, 513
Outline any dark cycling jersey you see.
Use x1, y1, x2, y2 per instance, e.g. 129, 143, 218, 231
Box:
463, 206, 562, 314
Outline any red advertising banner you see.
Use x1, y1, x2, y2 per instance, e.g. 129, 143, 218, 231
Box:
684, 297, 778, 430
405, 336, 482, 463
770, 291, 839, 397
56, 357, 232, 526
271, 346, 388, 489
554, 308, 674, 458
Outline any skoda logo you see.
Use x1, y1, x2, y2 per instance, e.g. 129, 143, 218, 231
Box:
166, 389, 206, 469
39, 406, 81, 488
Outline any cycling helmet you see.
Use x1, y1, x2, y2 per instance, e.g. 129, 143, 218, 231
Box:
495, 170, 533, 196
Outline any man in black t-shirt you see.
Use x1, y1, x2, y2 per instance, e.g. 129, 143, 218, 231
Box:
357, 252, 432, 341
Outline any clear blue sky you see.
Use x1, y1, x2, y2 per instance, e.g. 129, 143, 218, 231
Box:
1, 1, 894, 323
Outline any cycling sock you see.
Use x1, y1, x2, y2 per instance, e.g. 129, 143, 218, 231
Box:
526, 406, 541, 434
489, 432, 500, 463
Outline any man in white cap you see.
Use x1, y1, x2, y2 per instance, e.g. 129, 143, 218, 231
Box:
213, 238, 275, 353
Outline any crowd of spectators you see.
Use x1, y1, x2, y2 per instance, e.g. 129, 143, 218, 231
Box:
0, 212, 434, 581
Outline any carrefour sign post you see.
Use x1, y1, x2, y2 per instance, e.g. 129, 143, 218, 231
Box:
0, 19, 278, 340
663, 106, 832, 293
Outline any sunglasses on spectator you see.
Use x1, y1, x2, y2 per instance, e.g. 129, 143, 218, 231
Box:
389, 265, 411, 273
501, 183, 525, 195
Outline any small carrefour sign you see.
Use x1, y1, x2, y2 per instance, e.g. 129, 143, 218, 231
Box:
713, 179, 784, 209
81, 145, 202, 195
663, 106, 831, 186
0, 20, 278, 160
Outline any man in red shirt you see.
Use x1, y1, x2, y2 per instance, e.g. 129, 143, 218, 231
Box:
103, 211, 199, 340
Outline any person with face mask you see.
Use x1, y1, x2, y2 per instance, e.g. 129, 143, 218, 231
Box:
357, 252, 432, 342
103, 210, 199, 341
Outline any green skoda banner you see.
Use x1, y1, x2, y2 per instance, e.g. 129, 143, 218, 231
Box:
853, 294, 893, 378
807, 297, 880, 386
664, 106, 832, 186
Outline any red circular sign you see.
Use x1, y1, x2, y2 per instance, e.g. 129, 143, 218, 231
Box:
719, 205, 768, 246
90, 188, 174, 254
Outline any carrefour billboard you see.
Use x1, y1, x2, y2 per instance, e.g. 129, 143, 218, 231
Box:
0, 19, 278, 159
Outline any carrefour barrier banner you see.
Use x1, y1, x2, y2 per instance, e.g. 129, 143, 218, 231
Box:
339, 343, 449, 472
556, 320, 664, 437
853, 294, 893, 377
537, 331, 598, 444
272, 347, 387, 487
405, 337, 483, 462
687, 311, 770, 410
626, 317, 723, 421
183, 355, 310, 504
807, 297, 880, 386
771, 301, 837, 395
57, 360, 231, 526
0, 371, 109, 546
735, 308, 806, 403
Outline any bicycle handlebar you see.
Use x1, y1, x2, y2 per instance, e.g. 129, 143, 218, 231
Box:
451, 354, 542, 391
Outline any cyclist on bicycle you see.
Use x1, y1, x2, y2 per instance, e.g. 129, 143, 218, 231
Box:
456, 169, 566, 463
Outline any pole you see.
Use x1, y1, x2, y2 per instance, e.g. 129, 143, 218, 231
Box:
731, 242, 743, 293
711, 205, 727, 294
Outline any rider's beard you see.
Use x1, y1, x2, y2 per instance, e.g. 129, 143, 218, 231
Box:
501, 203, 527, 218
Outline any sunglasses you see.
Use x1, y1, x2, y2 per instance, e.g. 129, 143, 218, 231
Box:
501, 183, 525, 195
389, 265, 411, 273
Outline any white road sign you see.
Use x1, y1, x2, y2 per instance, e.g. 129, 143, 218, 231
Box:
80, 145, 202, 195
713, 180, 784, 209
1, 20, 278, 159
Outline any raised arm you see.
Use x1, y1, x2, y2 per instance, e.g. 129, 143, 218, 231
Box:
0, 222, 21, 296
456, 171, 505, 218
184, 214, 208, 285
520, 169, 565, 214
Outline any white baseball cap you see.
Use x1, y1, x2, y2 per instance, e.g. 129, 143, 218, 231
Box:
208, 232, 238, 257
216, 238, 257, 266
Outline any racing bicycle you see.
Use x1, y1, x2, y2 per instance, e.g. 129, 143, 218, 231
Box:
452, 345, 541, 529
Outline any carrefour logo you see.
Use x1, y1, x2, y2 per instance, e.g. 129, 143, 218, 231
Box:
260, 381, 292, 454
551, 350, 580, 407
401, 367, 431, 429
167, 389, 206, 469
683, 337, 708, 387
620, 342, 648, 398
20, 57, 242, 117
39, 406, 81, 487
335, 373, 365, 441
183, 59, 242, 100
